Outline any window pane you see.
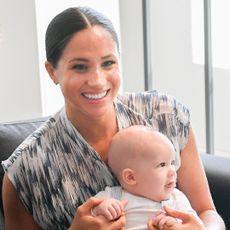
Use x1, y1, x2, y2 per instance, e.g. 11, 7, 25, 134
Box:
212, 0, 230, 156
149, 0, 206, 152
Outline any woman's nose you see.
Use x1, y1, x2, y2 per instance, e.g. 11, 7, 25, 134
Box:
87, 69, 106, 87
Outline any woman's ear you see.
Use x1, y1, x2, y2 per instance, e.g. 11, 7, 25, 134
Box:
45, 61, 59, 85
122, 168, 137, 185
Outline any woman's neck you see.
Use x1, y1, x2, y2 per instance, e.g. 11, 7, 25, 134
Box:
66, 104, 118, 146
69, 106, 118, 162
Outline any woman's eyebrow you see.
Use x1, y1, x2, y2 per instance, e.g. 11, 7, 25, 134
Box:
68, 54, 116, 63
68, 58, 89, 63
102, 54, 115, 60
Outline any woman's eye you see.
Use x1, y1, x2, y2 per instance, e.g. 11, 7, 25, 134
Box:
72, 64, 88, 72
102, 60, 115, 68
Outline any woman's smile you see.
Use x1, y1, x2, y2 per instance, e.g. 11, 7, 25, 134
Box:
82, 90, 109, 100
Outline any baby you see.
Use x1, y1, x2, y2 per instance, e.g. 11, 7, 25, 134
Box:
92, 125, 197, 229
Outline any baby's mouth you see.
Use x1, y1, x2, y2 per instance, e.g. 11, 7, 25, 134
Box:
165, 181, 176, 189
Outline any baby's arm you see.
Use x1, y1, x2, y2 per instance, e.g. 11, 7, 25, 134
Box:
91, 198, 126, 221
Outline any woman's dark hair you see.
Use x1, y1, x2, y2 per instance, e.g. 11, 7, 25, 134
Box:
45, 7, 119, 68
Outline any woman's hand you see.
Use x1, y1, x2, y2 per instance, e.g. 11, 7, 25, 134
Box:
147, 219, 158, 230
69, 197, 126, 230
148, 206, 206, 230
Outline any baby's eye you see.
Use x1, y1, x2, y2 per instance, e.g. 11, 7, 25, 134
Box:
159, 162, 166, 167
171, 160, 175, 165
72, 64, 88, 72
102, 60, 115, 68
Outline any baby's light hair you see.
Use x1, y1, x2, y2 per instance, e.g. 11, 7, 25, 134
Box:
108, 125, 174, 186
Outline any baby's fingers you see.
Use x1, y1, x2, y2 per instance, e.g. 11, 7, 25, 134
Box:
102, 208, 116, 221
155, 213, 167, 230
107, 206, 120, 220
158, 216, 177, 229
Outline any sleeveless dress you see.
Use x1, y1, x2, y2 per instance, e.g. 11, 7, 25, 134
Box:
2, 90, 190, 229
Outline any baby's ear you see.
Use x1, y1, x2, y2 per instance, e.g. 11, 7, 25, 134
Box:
122, 168, 136, 185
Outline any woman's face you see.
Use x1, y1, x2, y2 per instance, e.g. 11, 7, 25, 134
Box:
49, 26, 121, 122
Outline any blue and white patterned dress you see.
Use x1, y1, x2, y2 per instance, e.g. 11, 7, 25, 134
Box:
2, 90, 190, 229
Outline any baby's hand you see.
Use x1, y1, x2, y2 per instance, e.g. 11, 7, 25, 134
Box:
154, 210, 179, 230
91, 198, 127, 221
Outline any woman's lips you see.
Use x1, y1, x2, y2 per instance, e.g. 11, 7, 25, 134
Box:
82, 90, 109, 100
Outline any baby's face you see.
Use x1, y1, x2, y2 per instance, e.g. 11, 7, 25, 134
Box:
131, 141, 177, 202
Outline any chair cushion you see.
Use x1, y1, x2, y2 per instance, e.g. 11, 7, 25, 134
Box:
0, 117, 48, 215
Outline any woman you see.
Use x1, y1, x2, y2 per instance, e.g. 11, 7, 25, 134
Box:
2, 7, 225, 230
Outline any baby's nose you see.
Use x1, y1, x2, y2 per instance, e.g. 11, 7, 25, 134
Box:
168, 165, 176, 177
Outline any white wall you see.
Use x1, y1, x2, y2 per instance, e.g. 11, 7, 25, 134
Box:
0, 0, 41, 122
0, 0, 121, 122
119, 0, 145, 92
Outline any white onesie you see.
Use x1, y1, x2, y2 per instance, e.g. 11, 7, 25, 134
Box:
95, 186, 197, 230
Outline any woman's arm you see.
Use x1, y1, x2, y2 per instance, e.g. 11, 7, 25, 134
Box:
3, 174, 126, 230
3, 174, 41, 230
177, 127, 225, 229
